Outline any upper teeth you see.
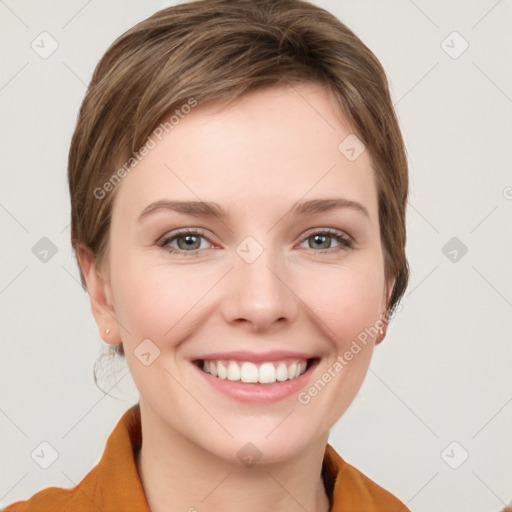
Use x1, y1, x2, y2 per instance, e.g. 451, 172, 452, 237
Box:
201, 360, 308, 384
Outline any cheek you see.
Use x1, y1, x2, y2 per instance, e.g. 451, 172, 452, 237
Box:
111, 258, 216, 345
298, 262, 385, 348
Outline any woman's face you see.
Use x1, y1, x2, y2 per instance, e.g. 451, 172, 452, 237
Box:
96, 83, 391, 463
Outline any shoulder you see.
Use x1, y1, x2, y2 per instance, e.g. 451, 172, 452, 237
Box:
1, 480, 97, 512
2, 403, 146, 512
324, 443, 409, 511
338, 459, 409, 510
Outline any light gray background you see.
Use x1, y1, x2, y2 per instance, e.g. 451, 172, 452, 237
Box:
1, 1, 511, 511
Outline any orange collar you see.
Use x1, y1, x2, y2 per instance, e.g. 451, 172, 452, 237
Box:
4, 403, 408, 512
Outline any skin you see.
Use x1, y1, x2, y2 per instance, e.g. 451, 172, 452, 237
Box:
78, 82, 394, 512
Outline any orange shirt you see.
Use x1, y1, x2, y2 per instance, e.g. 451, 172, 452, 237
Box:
2, 403, 409, 512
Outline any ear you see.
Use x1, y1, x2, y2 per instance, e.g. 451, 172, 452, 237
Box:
76, 244, 121, 347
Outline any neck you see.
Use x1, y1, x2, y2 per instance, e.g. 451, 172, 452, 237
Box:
135, 403, 331, 512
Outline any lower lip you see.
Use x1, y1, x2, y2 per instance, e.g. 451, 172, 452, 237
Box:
192, 360, 319, 404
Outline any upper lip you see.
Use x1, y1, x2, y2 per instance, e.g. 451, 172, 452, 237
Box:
193, 350, 318, 363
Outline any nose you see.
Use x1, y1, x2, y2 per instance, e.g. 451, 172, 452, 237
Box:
219, 242, 299, 333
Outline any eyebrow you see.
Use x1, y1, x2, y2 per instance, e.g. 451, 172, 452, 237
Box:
137, 197, 370, 222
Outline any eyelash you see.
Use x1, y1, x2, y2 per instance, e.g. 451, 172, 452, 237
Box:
157, 227, 354, 256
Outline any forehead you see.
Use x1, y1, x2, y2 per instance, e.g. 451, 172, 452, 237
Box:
111, 83, 378, 223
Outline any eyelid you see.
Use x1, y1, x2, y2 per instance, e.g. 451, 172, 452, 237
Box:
158, 226, 354, 254
297, 227, 353, 250
299, 226, 352, 242
157, 227, 214, 248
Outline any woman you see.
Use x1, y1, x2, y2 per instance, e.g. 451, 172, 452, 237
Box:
3, 0, 411, 510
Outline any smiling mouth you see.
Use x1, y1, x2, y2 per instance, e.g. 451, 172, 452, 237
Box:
193, 358, 319, 385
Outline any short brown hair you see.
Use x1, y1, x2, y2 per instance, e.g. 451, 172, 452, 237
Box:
69, 0, 409, 368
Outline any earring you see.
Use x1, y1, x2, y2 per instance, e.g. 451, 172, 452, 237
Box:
105, 328, 111, 335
